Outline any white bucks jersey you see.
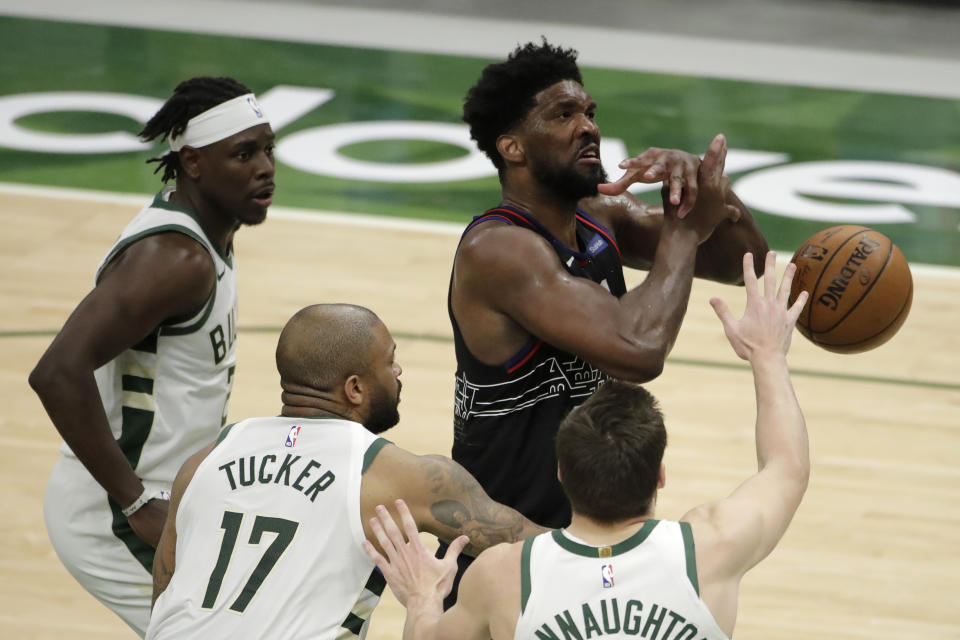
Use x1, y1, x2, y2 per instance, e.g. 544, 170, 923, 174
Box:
62, 187, 239, 485
515, 521, 729, 640
147, 417, 388, 640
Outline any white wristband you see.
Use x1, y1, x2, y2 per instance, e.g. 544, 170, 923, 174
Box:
121, 488, 171, 518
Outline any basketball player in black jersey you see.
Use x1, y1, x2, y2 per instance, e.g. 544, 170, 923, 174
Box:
441, 40, 769, 605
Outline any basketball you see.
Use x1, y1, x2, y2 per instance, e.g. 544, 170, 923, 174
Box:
788, 225, 913, 353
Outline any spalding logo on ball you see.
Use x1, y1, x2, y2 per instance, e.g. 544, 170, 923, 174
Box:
788, 225, 912, 354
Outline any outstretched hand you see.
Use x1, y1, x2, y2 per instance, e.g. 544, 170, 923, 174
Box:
710, 251, 808, 362
597, 146, 700, 216
362, 499, 470, 609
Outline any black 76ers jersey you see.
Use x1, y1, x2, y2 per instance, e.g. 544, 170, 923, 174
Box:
449, 205, 627, 528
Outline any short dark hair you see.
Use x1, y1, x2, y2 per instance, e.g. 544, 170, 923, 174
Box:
139, 77, 253, 183
556, 380, 666, 524
463, 39, 582, 174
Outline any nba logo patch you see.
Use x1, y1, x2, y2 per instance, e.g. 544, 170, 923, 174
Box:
247, 96, 264, 118
285, 425, 301, 447
601, 564, 614, 588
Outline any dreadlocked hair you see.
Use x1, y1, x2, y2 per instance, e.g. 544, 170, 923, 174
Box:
463, 39, 582, 175
139, 77, 253, 183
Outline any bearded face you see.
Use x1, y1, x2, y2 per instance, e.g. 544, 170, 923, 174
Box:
528, 147, 608, 202
517, 80, 608, 203
364, 378, 401, 435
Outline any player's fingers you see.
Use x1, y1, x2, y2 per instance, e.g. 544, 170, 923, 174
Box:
763, 251, 778, 298
659, 183, 675, 215
375, 504, 409, 556
700, 134, 727, 183
445, 535, 471, 562
668, 173, 685, 209
709, 297, 735, 329
395, 499, 422, 550
361, 540, 386, 567
368, 514, 396, 560
641, 162, 664, 181
788, 290, 809, 324
742, 252, 760, 298
678, 178, 698, 218
596, 170, 639, 196
778, 262, 798, 305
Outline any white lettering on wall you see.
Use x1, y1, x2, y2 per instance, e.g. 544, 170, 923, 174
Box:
734, 161, 960, 224
0, 92, 161, 153
276, 121, 495, 182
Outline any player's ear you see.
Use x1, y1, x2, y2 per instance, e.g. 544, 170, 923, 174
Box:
178, 146, 201, 180
497, 134, 524, 166
343, 374, 364, 407
657, 463, 665, 489
556, 465, 562, 483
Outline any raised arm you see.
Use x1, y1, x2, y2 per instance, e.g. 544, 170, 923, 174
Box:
363, 499, 512, 640
453, 135, 736, 383
361, 444, 547, 557
590, 134, 768, 283
28, 232, 215, 546
682, 251, 809, 627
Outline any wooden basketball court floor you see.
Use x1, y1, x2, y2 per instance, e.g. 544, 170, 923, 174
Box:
1, 190, 958, 638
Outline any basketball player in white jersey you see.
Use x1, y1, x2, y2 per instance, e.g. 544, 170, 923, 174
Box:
29, 77, 275, 636
146, 304, 545, 639
365, 251, 810, 640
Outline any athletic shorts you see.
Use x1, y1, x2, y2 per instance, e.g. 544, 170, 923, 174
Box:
44, 455, 166, 638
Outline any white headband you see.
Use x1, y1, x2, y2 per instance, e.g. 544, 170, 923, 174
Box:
169, 93, 269, 151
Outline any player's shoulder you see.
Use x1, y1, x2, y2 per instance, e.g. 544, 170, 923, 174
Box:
463, 540, 525, 593
482, 538, 526, 561
455, 218, 558, 279
102, 231, 216, 291
460, 215, 545, 251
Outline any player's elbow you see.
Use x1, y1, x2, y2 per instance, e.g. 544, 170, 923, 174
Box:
615, 360, 664, 383
29, 350, 79, 401
28, 357, 57, 399
605, 344, 667, 383
764, 456, 810, 498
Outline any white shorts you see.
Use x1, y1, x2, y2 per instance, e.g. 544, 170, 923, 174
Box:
44, 455, 165, 638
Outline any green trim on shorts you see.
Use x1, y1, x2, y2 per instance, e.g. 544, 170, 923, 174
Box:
680, 521, 700, 595
361, 437, 392, 474
108, 496, 155, 574
520, 535, 536, 614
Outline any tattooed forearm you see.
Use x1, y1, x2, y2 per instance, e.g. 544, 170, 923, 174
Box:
424, 457, 547, 555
